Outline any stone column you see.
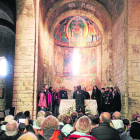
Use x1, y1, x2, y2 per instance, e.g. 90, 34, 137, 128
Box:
13, 0, 37, 118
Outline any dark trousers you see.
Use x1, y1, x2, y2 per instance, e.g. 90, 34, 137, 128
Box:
76, 104, 85, 114
54, 104, 59, 117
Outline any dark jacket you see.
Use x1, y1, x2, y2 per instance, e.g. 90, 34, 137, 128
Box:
0, 131, 21, 140
90, 122, 121, 140
73, 89, 85, 105
60, 90, 68, 99
37, 128, 63, 140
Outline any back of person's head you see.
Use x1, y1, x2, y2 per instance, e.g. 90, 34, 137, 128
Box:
45, 111, 53, 117
41, 115, 59, 130
36, 117, 45, 128
77, 112, 84, 119
123, 119, 130, 125
6, 120, 18, 136
130, 121, 140, 139
37, 111, 45, 117
14, 112, 25, 121
57, 115, 64, 122
17, 132, 37, 140
24, 111, 30, 119
4, 115, 14, 122
88, 115, 99, 125
63, 115, 72, 125
100, 112, 111, 123
76, 115, 91, 133
71, 112, 78, 123
112, 111, 121, 120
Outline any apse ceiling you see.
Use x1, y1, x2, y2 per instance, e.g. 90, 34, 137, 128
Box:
54, 16, 101, 48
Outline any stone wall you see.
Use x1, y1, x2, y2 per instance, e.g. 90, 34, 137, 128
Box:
127, 0, 140, 118
13, 0, 36, 116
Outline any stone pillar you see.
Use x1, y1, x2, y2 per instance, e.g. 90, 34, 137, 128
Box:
13, 0, 37, 118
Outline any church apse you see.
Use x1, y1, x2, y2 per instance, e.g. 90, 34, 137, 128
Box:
53, 16, 101, 92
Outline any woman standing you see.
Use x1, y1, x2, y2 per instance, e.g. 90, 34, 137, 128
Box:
91, 85, 101, 115
38, 88, 47, 112
111, 86, 121, 112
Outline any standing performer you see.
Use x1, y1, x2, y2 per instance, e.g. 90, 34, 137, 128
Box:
53, 88, 61, 117
73, 85, 85, 114
38, 88, 47, 112
111, 86, 121, 112
91, 85, 101, 115
60, 86, 68, 99
45, 84, 53, 112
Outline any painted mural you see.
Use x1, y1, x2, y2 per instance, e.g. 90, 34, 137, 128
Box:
53, 16, 101, 92
54, 16, 101, 47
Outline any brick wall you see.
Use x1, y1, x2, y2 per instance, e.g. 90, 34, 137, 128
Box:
127, 0, 140, 118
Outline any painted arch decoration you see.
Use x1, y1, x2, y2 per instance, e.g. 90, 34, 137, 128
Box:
54, 16, 101, 48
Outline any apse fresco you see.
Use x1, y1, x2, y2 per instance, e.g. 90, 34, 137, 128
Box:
53, 16, 101, 91
54, 16, 101, 47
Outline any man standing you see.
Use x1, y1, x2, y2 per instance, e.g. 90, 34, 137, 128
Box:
60, 86, 68, 99
73, 85, 85, 114
83, 87, 90, 99
70, 86, 77, 99
91, 112, 121, 140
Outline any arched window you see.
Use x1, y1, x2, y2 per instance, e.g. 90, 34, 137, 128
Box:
0, 57, 7, 76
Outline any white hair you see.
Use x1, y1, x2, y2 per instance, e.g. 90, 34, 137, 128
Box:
4, 115, 14, 122
6, 120, 18, 136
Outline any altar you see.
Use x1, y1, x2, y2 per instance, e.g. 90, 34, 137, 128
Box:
59, 99, 98, 115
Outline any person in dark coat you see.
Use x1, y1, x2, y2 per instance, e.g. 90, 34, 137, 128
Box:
0, 120, 21, 140
90, 112, 121, 140
82, 87, 90, 99
73, 85, 85, 114
104, 87, 112, 113
100, 88, 106, 113
111, 86, 121, 112
60, 86, 68, 99
91, 85, 101, 115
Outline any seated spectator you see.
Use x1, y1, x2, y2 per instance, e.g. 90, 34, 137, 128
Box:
71, 112, 78, 125
123, 119, 130, 129
1, 115, 14, 131
37, 115, 64, 140
37, 111, 45, 118
17, 132, 38, 140
67, 115, 96, 140
0, 120, 21, 140
90, 112, 120, 140
61, 116, 73, 137
130, 121, 140, 139
111, 111, 126, 134
33, 111, 45, 126
57, 115, 64, 130
33, 117, 45, 134
14, 112, 25, 121
45, 111, 53, 117
88, 115, 99, 129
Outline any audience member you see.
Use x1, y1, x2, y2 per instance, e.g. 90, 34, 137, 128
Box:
45, 111, 53, 117
0, 120, 21, 140
67, 115, 96, 140
57, 115, 64, 130
18, 132, 38, 140
33, 117, 45, 134
71, 112, 78, 125
111, 111, 126, 134
1, 115, 14, 131
90, 112, 121, 140
61, 116, 73, 137
88, 115, 99, 129
37, 115, 64, 140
